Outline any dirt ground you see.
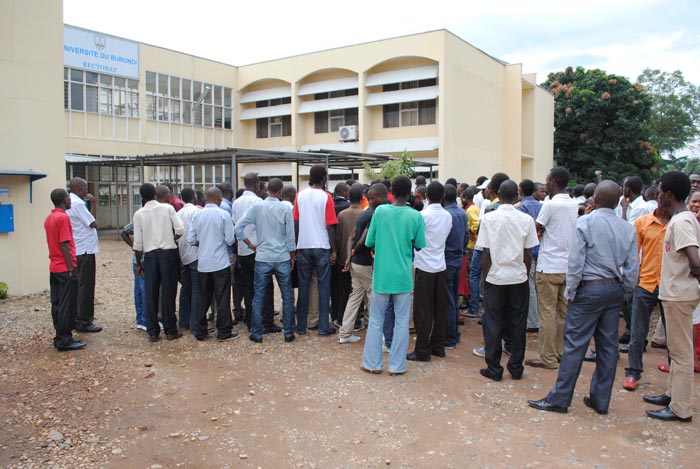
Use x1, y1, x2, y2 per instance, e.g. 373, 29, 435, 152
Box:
1, 239, 698, 468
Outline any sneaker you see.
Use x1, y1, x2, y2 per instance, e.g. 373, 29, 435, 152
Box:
658, 363, 669, 373
136, 324, 147, 331
217, 332, 239, 342
623, 376, 638, 391
338, 335, 361, 344
207, 321, 216, 332
353, 322, 365, 332
332, 319, 343, 328
382, 344, 390, 353
463, 311, 479, 319
472, 346, 486, 358
166, 332, 183, 341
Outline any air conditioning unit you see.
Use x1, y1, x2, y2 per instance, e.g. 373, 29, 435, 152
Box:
339, 125, 357, 142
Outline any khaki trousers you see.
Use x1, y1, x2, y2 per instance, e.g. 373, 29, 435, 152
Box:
536, 272, 568, 368
663, 299, 698, 419
339, 264, 373, 338
308, 271, 319, 328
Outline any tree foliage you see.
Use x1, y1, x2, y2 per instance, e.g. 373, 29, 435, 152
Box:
362, 149, 415, 181
637, 69, 700, 158
542, 66, 657, 184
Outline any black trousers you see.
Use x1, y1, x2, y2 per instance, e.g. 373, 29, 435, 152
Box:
482, 281, 529, 379
143, 248, 179, 337
413, 268, 447, 358
331, 265, 351, 323
194, 267, 233, 339
76, 253, 96, 328
50, 271, 78, 348
239, 253, 274, 328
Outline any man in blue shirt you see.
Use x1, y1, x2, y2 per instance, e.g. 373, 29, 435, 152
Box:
528, 181, 639, 414
443, 184, 469, 349
235, 178, 297, 343
187, 187, 237, 342
517, 179, 542, 332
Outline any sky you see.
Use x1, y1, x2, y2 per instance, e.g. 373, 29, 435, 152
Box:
63, 0, 700, 85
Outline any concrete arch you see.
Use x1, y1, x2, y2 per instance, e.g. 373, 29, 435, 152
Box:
297, 67, 358, 85
238, 78, 291, 94
365, 55, 439, 76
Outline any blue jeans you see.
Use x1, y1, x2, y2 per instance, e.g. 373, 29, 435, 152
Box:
445, 265, 461, 347
296, 248, 332, 334
625, 286, 663, 379
468, 249, 483, 315
383, 298, 395, 348
133, 263, 146, 326
546, 282, 624, 411
179, 260, 199, 330
251, 260, 295, 340
362, 292, 412, 373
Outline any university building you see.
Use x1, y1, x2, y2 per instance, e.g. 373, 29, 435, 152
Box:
1, 0, 553, 294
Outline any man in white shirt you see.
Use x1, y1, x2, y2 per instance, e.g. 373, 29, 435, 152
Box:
133, 183, 185, 342
526, 168, 579, 370
620, 176, 653, 224
293, 164, 338, 336
407, 181, 453, 362
177, 188, 199, 331
66, 177, 101, 333
477, 181, 539, 380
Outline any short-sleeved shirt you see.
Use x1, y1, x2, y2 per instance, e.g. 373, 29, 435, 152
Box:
337, 206, 364, 265
414, 203, 452, 273
634, 211, 667, 293
466, 204, 480, 250
659, 211, 700, 301
366, 204, 426, 294
536, 193, 579, 274
232, 191, 262, 256
67, 192, 98, 255
44, 209, 77, 273
350, 207, 375, 266
476, 204, 539, 285
293, 187, 337, 250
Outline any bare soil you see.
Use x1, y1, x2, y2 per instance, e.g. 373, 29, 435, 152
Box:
0, 239, 697, 468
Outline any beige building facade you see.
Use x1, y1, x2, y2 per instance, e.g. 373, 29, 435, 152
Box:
1, 0, 553, 295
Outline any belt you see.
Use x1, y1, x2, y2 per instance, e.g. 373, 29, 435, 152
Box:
581, 278, 619, 286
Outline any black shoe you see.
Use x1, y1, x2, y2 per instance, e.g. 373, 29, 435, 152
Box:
195, 335, 207, 341
526, 327, 539, 333
646, 406, 692, 422
583, 396, 608, 415
406, 352, 430, 362
619, 334, 630, 344
232, 319, 239, 326
56, 340, 87, 351
619, 344, 630, 353
431, 350, 446, 358
264, 325, 282, 334
643, 394, 671, 407
249, 334, 262, 343
318, 328, 336, 336
510, 373, 523, 380
583, 351, 597, 362
217, 333, 239, 342
459, 301, 468, 310
166, 332, 183, 341
76, 324, 102, 333
148, 335, 159, 343
479, 368, 502, 382
527, 398, 568, 414
284, 334, 295, 343
457, 318, 465, 325
309, 325, 318, 331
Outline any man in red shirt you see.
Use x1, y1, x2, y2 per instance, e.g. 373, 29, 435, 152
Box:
44, 189, 86, 351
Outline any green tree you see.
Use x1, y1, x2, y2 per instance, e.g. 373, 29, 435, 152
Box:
362, 149, 415, 181
542, 66, 657, 184
637, 69, 700, 158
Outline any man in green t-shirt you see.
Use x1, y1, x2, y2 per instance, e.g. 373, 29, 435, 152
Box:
361, 175, 426, 376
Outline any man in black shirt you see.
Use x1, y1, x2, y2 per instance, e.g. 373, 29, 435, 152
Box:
337, 183, 388, 343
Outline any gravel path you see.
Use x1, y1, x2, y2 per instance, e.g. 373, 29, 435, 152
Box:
0, 239, 697, 468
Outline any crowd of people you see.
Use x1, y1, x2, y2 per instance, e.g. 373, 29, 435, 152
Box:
43, 165, 700, 422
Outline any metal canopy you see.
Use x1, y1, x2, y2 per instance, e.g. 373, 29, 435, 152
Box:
0, 170, 48, 203
66, 147, 435, 171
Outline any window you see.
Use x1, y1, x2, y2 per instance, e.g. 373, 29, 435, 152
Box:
144, 71, 232, 129
382, 79, 437, 128
64, 67, 139, 117
254, 97, 291, 138
311, 88, 359, 134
